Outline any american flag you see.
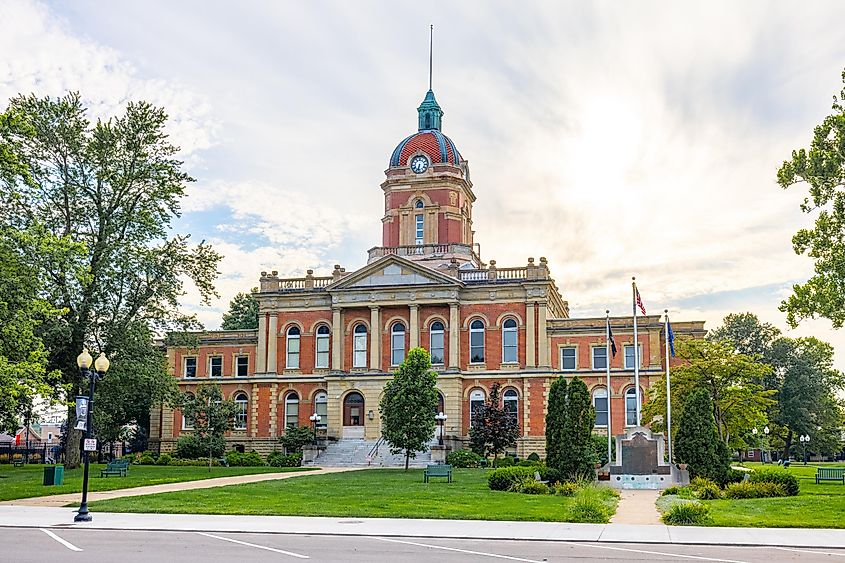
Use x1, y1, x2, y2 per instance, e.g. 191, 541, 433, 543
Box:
635, 287, 646, 316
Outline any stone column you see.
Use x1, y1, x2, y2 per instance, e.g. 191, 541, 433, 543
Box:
369, 305, 380, 371
526, 302, 536, 368
267, 315, 278, 373
409, 304, 420, 348
449, 303, 460, 370
538, 302, 549, 367
332, 307, 343, 371
256, 314, 267, 373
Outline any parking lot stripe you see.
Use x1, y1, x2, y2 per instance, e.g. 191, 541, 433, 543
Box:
774, 546, 845, 558
197, 532, 309, 558
557, 541, 749, 563
40, 529, 82, 552
373, 537, 545, 562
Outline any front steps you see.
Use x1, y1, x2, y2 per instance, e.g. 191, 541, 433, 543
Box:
307, 438, 436, 468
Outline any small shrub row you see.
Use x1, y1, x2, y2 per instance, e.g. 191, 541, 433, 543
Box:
662, 501, 711, 525
723, 482, 787, 499
552, 482, 579, 497
488, 466, 535, 491
492, 456, 516, 468
445, 449, 483, 468
267, 452, 302, 467
568, 486, 614, 523
750, 468, 799, 496
168, 458, 221, 466
226, 451, 266, 467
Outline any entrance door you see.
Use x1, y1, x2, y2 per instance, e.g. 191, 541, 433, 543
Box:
343, 392, 365, 426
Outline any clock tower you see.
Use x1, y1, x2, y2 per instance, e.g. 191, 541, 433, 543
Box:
373, 89, 479, 269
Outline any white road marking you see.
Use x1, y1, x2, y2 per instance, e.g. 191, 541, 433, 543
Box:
774, 546, 845, 557
373, 537, 545, 562
197, 532, 309, 559
40, 528, 83, 552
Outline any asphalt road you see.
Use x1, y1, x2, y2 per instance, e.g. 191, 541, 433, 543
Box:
5, 527, 845, 562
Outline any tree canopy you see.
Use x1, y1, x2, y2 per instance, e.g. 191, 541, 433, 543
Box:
469, 382, 520, 459
674, 387, 731, 484
221, 288, 259, 330
777, 69, 845, 328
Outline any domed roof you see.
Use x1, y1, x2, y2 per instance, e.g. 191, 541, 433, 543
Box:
389, 130, 462, 167
388, 89, 462, 168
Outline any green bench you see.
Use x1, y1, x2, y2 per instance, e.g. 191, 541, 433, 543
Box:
816, 467, 845, 484
424, 463, 452, 483
100, 459, 130, 478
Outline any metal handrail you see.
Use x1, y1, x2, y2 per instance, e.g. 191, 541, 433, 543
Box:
366, 436, 385, 465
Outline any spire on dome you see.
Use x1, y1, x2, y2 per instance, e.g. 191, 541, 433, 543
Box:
418, 26, 443, 131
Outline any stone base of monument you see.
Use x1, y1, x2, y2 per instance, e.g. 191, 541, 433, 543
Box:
607, 426, 687, 490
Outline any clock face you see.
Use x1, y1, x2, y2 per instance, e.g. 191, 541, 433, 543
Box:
410, 155, 429, 174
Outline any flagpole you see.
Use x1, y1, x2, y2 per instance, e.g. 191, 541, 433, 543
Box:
632, 277, 641, 426
605, 309, 612, 467
664, 309, 672, 464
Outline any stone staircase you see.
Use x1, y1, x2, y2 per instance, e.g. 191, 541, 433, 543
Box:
309, 437, 436, 468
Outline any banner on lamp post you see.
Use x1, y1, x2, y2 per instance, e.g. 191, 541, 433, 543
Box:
75, 396, 89, 431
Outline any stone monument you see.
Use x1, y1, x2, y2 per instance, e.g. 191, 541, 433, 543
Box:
608, 426, 688, 489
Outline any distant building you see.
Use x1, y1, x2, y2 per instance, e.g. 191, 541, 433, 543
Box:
151, 87, 705, 456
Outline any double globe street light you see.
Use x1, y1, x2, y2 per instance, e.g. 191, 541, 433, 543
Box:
74, 348, 110, 523
799, 434, 811, 465
435, 411, 448, 446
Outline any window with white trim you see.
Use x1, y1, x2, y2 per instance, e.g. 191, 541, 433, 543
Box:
353, 324, 368, 368
502, 319, 518, 363
560, 347, 576, 371
315, 392, 328, 428
391, 322, 406, 365
415, 214, 424, 245
181, 393, 195, 430
503, 388, 519, 425
429, 321, 445, 364
624, 345, 641, 370
469, 389, 485, 428
234, 393, 248, 430
593, 388, 608, 427
184, 357, 197, 378
592, 347, 608, 370
285, 392, 299, 428
209, 356, 222, 378
315, 325, 330, 368
286, 326, 301, 369
469, 319, 485, 363
235, 355, 249, 377
625, 387, 638, 426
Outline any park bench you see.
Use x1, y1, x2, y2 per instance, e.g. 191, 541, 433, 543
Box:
534, 471, 548, 485
424, 464, 452, 483
100, 459, 130, 478
13, 459, 24, 468
816, 467, 845, 485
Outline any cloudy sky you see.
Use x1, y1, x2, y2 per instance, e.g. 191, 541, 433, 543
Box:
4, 0, 845, 367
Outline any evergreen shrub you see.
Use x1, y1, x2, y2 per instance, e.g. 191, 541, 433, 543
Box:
487, 466, 534, 491
446, 449, 482, 468
527, 452, 541, 462
492, 456, 515, 468
138, 452, 155, 465
226, 450, 265, 467
723, 482, 787, 499
749, 468, 799, 496
267, 452, 302, 467
674, 388, 731, 485
725, 468, 747, 484
517, 481, 550, 495
169, 458, 220, 466
553, 482, 579, 496
156, 453, 172, 465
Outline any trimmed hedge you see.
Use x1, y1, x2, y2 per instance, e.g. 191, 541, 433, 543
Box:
226, 451, 265, 467
138, 453, 156, 465
723, 482, 787, 499
750, 468, 799, 496
446, 449, 483, 468
516, 481, 549, 495
267, 452, 302, 467
488, 466, 535, 491
156, 453, 172, 466
492, 456, 515, 468
169, 458, 221, 466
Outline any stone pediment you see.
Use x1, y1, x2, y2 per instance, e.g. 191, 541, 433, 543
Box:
327, 255, 462, 291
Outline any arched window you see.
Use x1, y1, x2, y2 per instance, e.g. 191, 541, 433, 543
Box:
391, 322, 406, 366
415, 199, 424, 209
429, 321, 445, 365
285, 392, 299, 429
286, 326, 301, 369
315, 392, 328, 429
502, 318, 518, 363
593, 388, 608, 427
353, 324, 368, 368
181, 392, 195, 430
469, 389, 486, 428
625, 388, 638, 427
469, 319, 485, 364
234, 393, 248, 430
315, 325, 330, 368
503, 388, 519, 425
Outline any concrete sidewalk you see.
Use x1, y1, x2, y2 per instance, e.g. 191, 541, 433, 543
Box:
1, 505, 844, 549
1, 467, 361, 507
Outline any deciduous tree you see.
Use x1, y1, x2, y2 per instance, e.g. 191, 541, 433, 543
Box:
469, 382, 520, 460
221, 288, 259, 330
181, 383, 236, 470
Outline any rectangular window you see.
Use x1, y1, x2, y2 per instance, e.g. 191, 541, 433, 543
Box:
502, 330, 518, 364
236, 356, 249, 377
287, 339, 300, 369
560, 347, 576, 370
391, 333, 405, 366
209, 356, 222, 377
415, 213, 424, 244
592, 347, 607, 370
470, 333, 485, 363
235, 403, 247, 430
316, 336, 330, 369
184, 357, 197, 378
430, 331, 445, 364
624, 345, 641, 370
285, 401, 299, 428
353, 334, 367, 368
594, 394, 608, 427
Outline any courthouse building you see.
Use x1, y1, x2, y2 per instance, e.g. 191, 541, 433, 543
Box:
150, 88, 705, 457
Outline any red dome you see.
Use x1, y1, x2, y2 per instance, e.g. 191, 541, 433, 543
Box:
389, 130, 462, 167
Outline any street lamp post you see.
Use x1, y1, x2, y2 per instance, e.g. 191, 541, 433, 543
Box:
435, 411, 447, 446
800, 434, 810, 465
309, 413, 320, 446
763, 425, 770, 464
75, 349, 110, 523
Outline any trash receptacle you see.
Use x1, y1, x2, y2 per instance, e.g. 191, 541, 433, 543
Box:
43, 465, 64, 486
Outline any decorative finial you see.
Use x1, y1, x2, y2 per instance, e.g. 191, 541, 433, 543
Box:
429, 24, 433, 91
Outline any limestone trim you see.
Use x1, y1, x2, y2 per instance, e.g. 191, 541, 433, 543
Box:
346, 318, 371, 333
331, 308, 342, 370
526, 302, 536, 367
495, 312, 525, 327
422, 314, 449, 330
308, 320, 332, 334
269, 383, 278, 437
538, 303, 549, 368
383, 315, 409, 333
557, 342, 580, 371
267, 316, 278, 374
462, 312, 492, 329
369, 306, 380, 371
409, 304, 420, 348
256, 314, 268, 373
449, 303, 459, 368
250, 383, 259, 437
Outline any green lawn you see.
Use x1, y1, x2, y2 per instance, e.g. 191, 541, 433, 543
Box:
704, 462, 845, 528
0, 463, 311, 502
89, 468, 619, 522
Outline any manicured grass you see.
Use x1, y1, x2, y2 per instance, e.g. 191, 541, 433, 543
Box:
89, 469, 620, 522
703, 462, 845, 528
0, 463, 311, 502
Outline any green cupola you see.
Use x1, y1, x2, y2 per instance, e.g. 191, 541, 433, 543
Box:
417, 89, 443, 131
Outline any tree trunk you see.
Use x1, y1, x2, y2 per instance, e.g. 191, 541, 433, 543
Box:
404, 450, 410, 471
65, 404, 81, 469
782, 429, 793, 461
